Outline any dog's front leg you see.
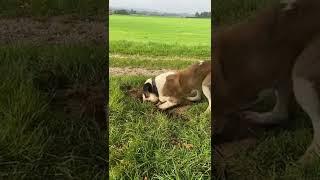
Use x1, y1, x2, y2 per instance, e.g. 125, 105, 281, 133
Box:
158, 100, 178, 110
242, 83, 292, 125
157, 96, 179, 110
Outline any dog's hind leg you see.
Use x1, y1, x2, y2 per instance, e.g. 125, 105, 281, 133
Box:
292, 35, 320, 165
186, 89, 202, 102
242, 82, 292, 125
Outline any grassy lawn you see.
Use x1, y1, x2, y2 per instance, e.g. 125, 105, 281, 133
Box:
110, 15, 210, 46
109, 77, 211, 179
110, 15, 211, 70
0, 44, 107, 179
214, 0, 320, 179
109, 15, 211, 178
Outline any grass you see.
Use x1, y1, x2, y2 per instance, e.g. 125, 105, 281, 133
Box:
0, 0, 107, 17
109, 77, 211, 179
110, 15, 210, 46
0, 44, 107, 179
109, 15, 211, 70
222, 99, 320, 179
213, 0, 277, 25
110, 54, 206, 70
110, 41, 210, 59
109, 14, 211, 178
214, 0, 320, 179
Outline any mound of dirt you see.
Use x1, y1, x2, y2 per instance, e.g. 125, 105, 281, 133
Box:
51, 83, 107, 129
213, 116, 263, 179
34, 70, 107, 129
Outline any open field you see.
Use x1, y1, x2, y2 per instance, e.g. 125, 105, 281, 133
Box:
214, 0, 320, 179
110, 15, 211, 71
109, 15, 211, 178
110, 15, 210, 46
0, 44, 107, 179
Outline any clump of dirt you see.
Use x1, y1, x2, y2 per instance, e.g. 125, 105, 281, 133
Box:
170, 136, 194, 150
51, 83, 107, 129
34, 70, 106, 129
120, 84, 144, 102
121, 84, 191, 120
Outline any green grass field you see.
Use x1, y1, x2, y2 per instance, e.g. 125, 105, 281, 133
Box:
0, 44, 107, 179
110, 15, 211, 70
110, 15, 210, 46
214, 0, 320, 179
109, 15, 211, 179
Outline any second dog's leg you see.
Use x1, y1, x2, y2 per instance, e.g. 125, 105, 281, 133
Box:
292, 35, 320, 165
242, 83, 292, 125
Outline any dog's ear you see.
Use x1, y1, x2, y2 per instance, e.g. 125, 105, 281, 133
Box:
143, 83, 153, 98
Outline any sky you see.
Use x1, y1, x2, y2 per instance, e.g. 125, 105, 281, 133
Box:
110, 0, 211, 14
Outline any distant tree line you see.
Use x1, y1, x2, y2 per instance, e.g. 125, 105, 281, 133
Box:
111, 8, 211, 18
113, 9, 136, 15
195, 11, 211, 18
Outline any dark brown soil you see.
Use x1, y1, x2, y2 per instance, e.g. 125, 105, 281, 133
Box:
213, 116, 265, 179
34, 70, 107, 129
0, 15, 106, 44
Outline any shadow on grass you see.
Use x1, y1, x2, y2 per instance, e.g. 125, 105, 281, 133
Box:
0, 44, 107, 179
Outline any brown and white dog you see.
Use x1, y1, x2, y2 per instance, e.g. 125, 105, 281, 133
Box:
213, 0, 320, 164
142, 61, 211, 113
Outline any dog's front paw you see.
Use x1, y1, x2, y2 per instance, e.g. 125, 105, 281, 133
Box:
158, 103, 168, 110
157, 101, 178, 110
298, 139, 320, 166
241, 111, 287, 125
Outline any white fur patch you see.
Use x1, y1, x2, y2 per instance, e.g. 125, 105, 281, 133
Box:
158, 100, 178, 110
155, 71, 176, 100
142, 72, 176, 103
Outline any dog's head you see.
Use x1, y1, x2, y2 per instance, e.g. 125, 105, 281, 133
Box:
142, 72, 176, 103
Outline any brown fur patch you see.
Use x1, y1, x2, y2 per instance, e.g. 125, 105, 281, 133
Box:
162, 61, 211, 101
213, 0, 320, 131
